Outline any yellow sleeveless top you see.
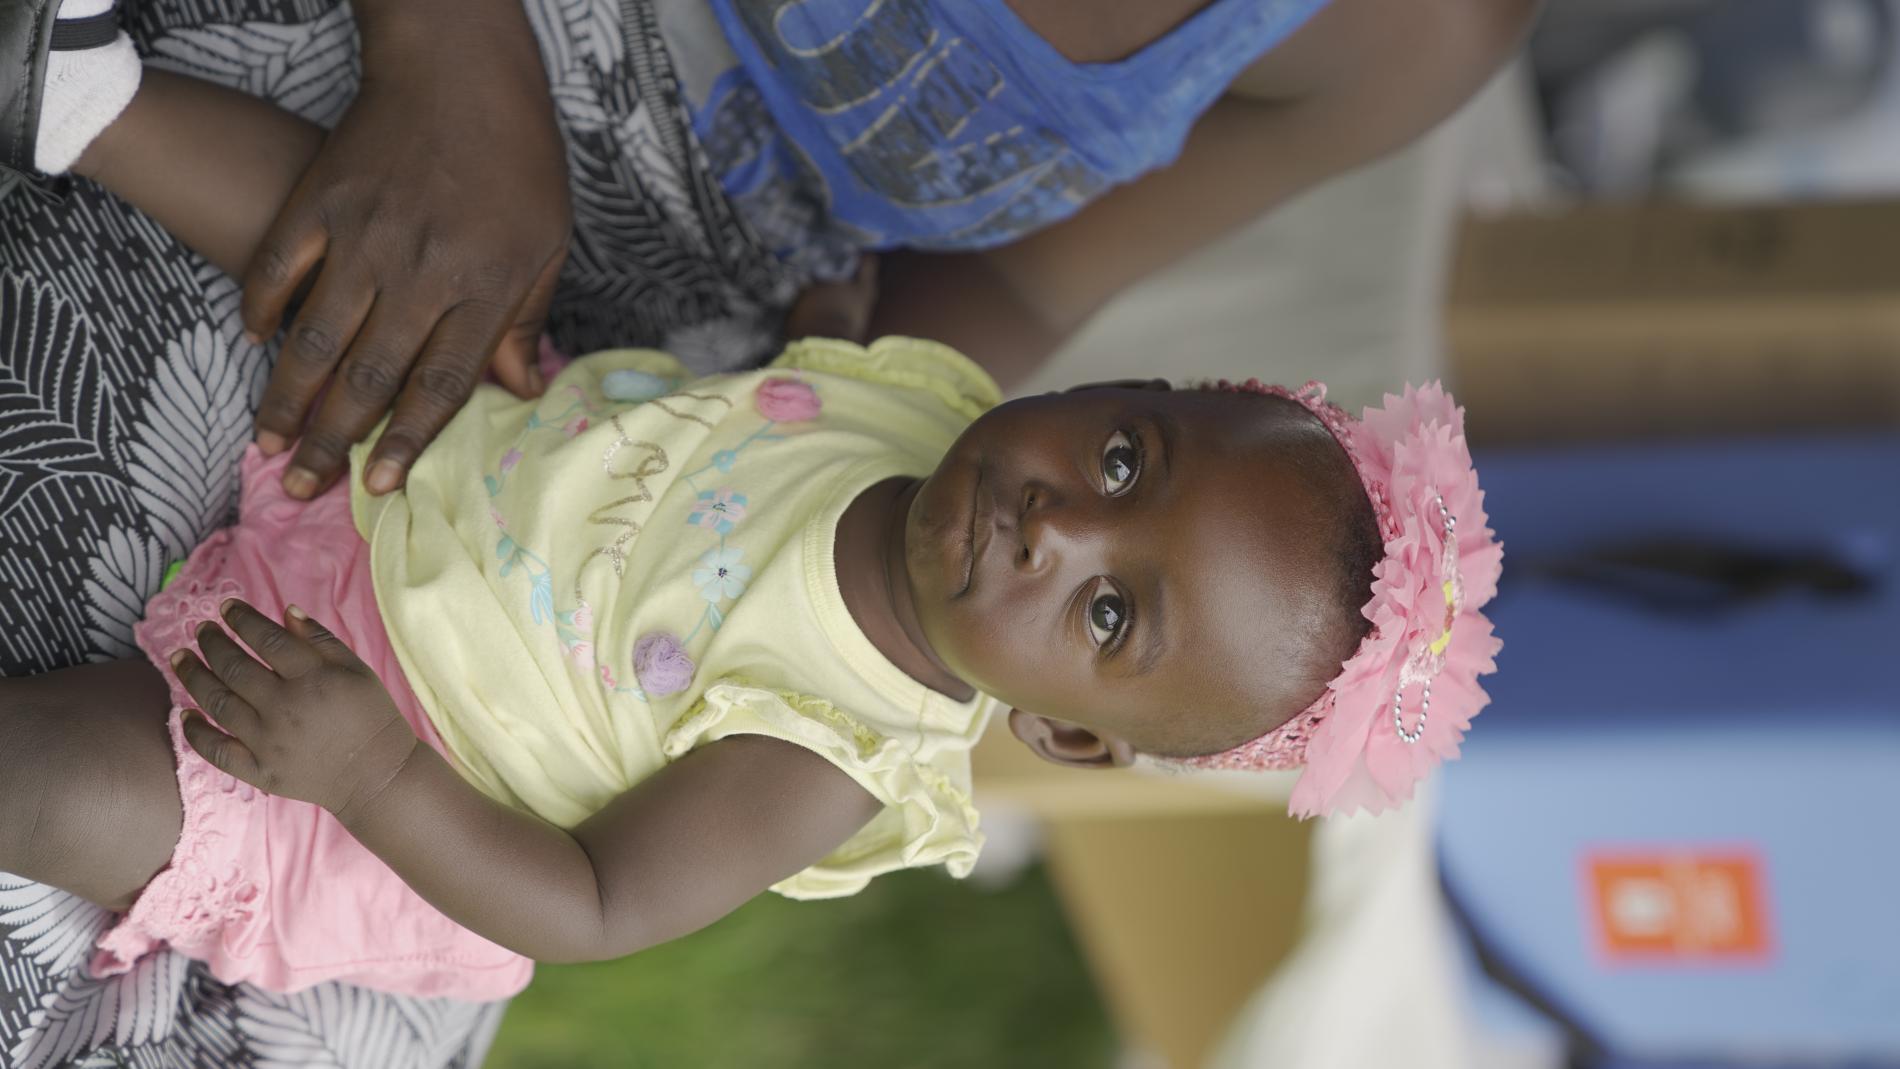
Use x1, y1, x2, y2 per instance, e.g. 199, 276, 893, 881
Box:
352, 338, 1001, 898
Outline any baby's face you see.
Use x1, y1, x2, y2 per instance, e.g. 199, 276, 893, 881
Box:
904, 383, 1345, 758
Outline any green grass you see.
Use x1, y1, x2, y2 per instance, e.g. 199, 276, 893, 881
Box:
484, 864, 1116, 1069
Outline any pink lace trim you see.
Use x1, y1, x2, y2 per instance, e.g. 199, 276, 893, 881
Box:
92, 569, 263, 977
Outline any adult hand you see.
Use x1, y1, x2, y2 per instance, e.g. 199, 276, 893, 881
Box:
243, 0, 570, 499
173, 600, 419, 822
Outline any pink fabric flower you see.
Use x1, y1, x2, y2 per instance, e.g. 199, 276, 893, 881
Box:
1182, 380, 1504, 820
632, 632, 695, 697
499, 448, 523, 473
537, 335, 573, 379
600, 664, 618, 689
564, 417, 590, 438
755, 377, 821, 422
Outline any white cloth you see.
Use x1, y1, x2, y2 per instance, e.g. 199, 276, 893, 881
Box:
35, 2, 140, 174
1208, 785, 1478, 1069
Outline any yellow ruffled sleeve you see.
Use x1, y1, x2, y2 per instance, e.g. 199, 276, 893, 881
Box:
770, 336, 1002, 424
662, 680, 984, 900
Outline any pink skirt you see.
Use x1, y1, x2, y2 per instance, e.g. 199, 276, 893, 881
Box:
92, 447, 534, 1000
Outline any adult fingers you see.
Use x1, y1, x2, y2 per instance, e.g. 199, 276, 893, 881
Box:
181, 711, 266, 791
219, 598, 323, 679
239, 192, 328, 351
490, 253, 562, 399
360, 302, 504, 495
255, 266, 376, 486
241, 202, 329, 457
283, 605, 367, 670
287, 296, 437, 498
170, 647, 264, 743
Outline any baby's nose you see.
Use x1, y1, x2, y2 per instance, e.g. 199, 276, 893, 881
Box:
1015, 481, 1092, 574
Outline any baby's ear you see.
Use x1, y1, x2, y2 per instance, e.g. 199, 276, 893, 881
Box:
1007, 709, 1138, 770
1061, 378, 1172, 395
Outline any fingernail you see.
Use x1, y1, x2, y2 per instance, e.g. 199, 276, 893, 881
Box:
220, 597, 239, 617
286, 604, 309, 621
170, 650, 188, 669
284, 468, 318, 499
366, 461, 402, 495
257, 431, 288, 455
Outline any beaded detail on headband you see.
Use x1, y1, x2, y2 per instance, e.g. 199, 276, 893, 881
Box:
1181, 380, 1503, 819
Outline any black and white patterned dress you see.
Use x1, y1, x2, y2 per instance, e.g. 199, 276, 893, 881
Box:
0, 0, 799, 1064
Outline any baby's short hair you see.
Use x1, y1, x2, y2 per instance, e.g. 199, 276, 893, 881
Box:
1177, 379, 1504, 821
1192, 383, 1384, 742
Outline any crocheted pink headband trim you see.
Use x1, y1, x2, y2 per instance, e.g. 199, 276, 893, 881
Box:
1181, 380, 1504, 819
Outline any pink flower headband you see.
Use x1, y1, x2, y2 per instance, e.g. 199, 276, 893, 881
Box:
1182, 380, 1504, 819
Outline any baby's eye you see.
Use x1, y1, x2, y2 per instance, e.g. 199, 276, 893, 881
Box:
1087, 587, 1127, 648
1100, 430, 1140, 495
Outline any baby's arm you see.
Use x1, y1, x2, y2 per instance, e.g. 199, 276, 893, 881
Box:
344, 730, 882, 960
75, 69, 324, 282
174, 601, 880, 961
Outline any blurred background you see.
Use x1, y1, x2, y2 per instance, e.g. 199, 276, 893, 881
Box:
487, 1, 1900, 1065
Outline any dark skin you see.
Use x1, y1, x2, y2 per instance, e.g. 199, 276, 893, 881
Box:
15, 46, 1360, 961
892, 384, 1349, 760
0, 383, 1346, 957
237, 0, 570, 500
213, 0, 1531, 501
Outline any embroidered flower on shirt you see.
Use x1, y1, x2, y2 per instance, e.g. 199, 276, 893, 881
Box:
693, 547, 751, 602
688, 489, 748, 535
564, 417, 590, 438
711, 449, 739, 473
602, 368, 670, 403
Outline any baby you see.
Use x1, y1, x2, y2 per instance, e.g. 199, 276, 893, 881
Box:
1, 21, 1503, 1000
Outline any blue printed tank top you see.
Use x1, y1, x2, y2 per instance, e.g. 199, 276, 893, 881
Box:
681, 0, 1330, 269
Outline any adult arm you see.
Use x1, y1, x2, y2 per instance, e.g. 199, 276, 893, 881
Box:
173, 602, 881, 962
866, 0, 1537, 388
240, 0, 572, 500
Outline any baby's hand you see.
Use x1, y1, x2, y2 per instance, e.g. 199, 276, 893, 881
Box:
171, 600, 419, 822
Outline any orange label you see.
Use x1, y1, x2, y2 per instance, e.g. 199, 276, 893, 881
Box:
1586, 851, 1772, 963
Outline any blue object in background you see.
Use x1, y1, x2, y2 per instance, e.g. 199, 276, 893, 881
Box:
1438, 436, 1900, 1068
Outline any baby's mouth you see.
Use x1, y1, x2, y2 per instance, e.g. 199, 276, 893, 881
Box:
956, 464, 993, 599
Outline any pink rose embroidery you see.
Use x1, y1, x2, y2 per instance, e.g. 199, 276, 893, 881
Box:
571, 603, 594, 632
568, 641, 595, 671
499, 448, 524, 473
564, 417, 590, 438
755, 378, 821, 422
632, 632, 695, 697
